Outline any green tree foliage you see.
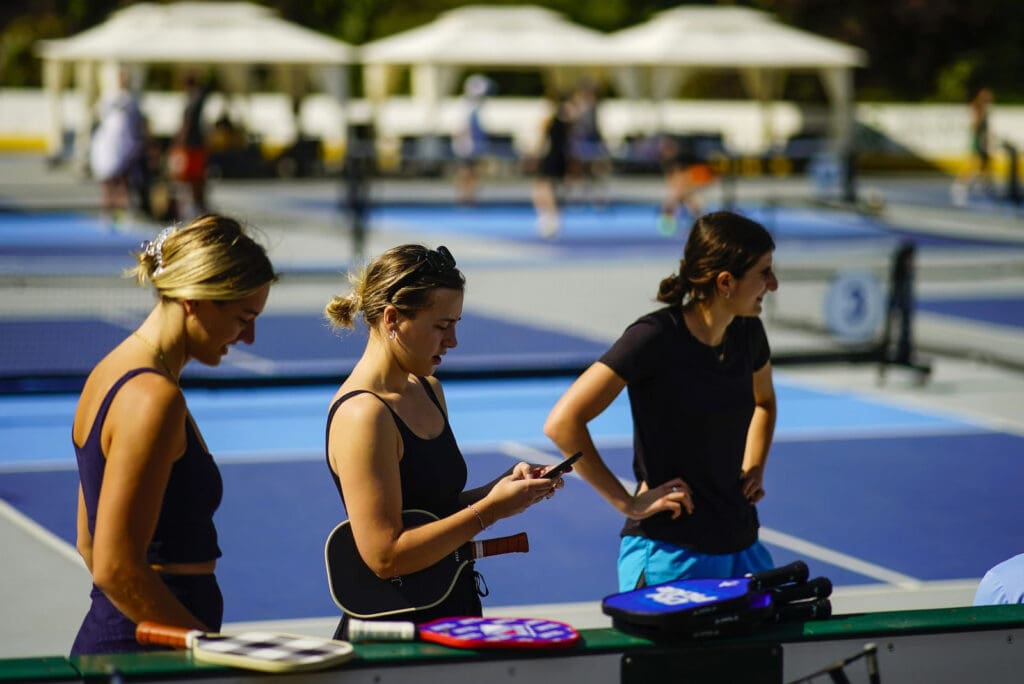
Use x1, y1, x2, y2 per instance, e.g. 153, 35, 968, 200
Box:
1, 0, 1014, 102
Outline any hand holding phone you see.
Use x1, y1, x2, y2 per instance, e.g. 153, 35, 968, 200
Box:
542, 451, 582, 480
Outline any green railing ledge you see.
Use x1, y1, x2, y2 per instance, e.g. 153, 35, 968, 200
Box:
70, 650, 224, 680
0, 656, 79, 682
757, 604, 1024, 642
5, 605, 1024, 681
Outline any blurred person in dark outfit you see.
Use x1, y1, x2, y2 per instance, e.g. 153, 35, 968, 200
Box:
951, 86, 995, 206
170, 75, 212, 218
532, 93, 572, 239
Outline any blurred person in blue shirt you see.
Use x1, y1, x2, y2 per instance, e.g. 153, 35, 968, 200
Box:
974, 553, 1024, 605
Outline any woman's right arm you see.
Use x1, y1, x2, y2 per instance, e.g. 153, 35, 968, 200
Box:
330, 394, 553, 580
544, 362, 692, 520
91, 374, 209, 629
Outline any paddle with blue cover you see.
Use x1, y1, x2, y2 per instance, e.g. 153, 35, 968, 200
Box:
602, 560, 832, 640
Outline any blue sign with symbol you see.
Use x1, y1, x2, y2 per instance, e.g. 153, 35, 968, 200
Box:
824, 270, 884, 343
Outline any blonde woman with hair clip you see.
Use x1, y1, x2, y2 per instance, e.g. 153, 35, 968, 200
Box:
70, 214, 277, 655
324, 244, 565, 637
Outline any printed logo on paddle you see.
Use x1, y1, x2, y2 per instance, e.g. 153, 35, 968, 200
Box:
618, 578, 748, 611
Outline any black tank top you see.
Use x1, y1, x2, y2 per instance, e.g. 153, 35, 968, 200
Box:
74, 368, 222, 564
325, 377, 467, 517
325, 377, 483, 632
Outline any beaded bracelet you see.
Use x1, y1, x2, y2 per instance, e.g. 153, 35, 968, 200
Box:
467, 503, 487, 531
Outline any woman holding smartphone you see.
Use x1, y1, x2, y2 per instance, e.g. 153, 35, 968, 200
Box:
324, 244, 564, 636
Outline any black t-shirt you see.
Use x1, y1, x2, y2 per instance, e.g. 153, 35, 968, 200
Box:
599, 306, 770, 554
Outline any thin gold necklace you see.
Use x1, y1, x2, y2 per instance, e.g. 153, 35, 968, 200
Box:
132, 330, 178, 383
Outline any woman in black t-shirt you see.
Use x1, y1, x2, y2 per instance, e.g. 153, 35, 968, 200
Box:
545, 211, 779, 591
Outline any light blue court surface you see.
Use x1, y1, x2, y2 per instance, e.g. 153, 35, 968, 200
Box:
0, 211, 154, 276
0, 212, 151, 255
1, 375, 1018, 623
284, 197, 1020, 252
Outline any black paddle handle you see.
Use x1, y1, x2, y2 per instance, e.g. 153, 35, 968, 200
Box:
774, 597, 833, 623
772, 576, 833, 605
747, 560, 809, 591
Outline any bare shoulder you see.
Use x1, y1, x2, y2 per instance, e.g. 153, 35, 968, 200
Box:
331, 390, 389, 419
118, 370, 183, 409
327, 391, 401, 474
102, 371, 187, 464
328, 391, 395, 439
79, 364, 183, 429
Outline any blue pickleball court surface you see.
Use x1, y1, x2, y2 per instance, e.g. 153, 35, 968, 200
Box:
1, 375, 1019, 622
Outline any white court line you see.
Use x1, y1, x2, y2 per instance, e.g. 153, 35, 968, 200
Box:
758, 528, 922, 588
495, 440, 924, 590
0, 498, 84, 568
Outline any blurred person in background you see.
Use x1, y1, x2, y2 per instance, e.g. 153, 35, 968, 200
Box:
169, 74, 212, 218
974, 553, 1024, 605
89, 68, 146, 227
453, 74, 493, 205
657, 135, 717, 236
951, 86, 995, 206
567, 77, 610, 207
531, 92, 572, 239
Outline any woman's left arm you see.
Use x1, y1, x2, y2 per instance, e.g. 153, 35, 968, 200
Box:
459, 470, 515, 506
741, 361, 777, 503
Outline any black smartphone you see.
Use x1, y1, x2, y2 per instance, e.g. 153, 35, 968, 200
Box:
542, 451, 582, 479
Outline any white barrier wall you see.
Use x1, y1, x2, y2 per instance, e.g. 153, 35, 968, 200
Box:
3, 87, 1023, 165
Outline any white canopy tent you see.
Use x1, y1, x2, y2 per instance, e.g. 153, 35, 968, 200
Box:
607, 6, 866, 151
36, 2, 354, 163
360, 5, 611, 134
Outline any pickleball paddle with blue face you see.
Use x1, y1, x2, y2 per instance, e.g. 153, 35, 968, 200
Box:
603, 560, 835, 641
602, 560, 810, 630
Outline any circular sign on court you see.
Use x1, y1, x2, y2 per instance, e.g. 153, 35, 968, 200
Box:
824, 270, 885, 343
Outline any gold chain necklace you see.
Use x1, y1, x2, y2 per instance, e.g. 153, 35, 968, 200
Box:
132, 330, 178, 383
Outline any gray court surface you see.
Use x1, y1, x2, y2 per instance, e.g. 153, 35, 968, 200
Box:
2, 155, 1023, 658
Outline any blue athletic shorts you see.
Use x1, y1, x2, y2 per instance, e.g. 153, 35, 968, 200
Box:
617, 535, 774, 592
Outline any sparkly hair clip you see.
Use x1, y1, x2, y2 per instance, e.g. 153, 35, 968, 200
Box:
143, 226, 176, 276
